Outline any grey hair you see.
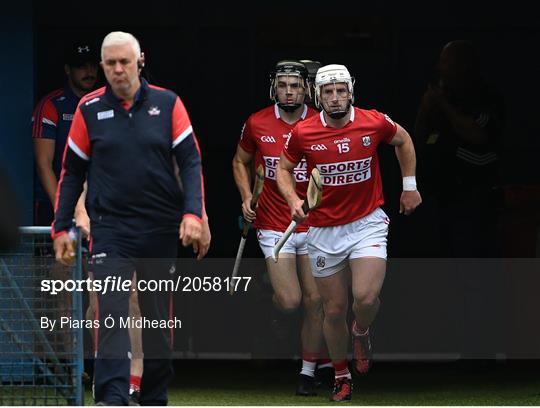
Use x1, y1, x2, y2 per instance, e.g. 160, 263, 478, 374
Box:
101, 31, 141, 61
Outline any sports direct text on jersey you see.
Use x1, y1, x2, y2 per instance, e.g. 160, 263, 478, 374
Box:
317, 158, 372, 186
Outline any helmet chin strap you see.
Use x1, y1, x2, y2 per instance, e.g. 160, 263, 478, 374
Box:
324, 101, 351, 120
327, 110, 349, 119
278, 103, 302, 113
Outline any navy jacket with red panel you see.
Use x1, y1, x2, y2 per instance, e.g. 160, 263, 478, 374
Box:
32, 84, 82, 204
52, 78, 204, 238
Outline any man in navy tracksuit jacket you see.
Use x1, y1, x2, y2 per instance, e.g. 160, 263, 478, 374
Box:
32, 42, 99, 226
53, 31, 204, 405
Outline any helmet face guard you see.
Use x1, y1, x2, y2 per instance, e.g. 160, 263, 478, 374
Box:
269, 60, 310, 112
314, 64, 355, 119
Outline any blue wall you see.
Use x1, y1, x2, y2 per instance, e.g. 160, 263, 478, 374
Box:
0, 3, 34, 225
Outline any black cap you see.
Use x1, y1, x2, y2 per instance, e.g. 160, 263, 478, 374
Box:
65, 42, 99, 67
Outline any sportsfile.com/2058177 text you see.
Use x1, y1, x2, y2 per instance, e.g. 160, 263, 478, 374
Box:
40, 275, 252, 295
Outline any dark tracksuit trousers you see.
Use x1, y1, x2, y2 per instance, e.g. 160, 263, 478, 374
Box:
91, 226, 177, 406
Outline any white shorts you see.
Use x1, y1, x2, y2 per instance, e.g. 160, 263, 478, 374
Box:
257, 229, 309, 259
307, 207, 390, 278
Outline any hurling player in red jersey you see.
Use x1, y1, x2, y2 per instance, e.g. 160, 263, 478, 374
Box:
277, 64, 422, 401
232, 61, 330, 396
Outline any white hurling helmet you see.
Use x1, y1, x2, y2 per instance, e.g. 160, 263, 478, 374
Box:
314, 64, 355, 115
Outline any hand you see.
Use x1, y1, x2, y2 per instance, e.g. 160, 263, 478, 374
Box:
399, 190, 422, 215
53, 233, 75, 266
75, 209, 90, 238
193, 217, 211, 260
241, 197, 257, 223
290, 198, 307, 223
179, 216, 202, 247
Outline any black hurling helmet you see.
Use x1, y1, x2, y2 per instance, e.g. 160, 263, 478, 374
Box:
269, 60, 310, 112
299, 59, 322, 106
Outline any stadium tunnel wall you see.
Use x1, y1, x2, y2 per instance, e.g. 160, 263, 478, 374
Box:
0, 3, 34, 225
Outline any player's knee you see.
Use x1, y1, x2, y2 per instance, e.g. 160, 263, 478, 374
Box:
323, 302, 347, 323
274, 292, 301, 313
352, 292, 379, 310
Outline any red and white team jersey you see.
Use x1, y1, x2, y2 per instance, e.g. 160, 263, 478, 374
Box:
239, 104, 317, 232
283, 107, 397, 227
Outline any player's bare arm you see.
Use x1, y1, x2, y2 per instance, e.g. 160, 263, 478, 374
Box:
33, 138, 58, 205
232, 145, 257, 222
52, 114, 88, 264
389, 124, 422, 215
74, 181, 90, 237
276, 153, 306, 223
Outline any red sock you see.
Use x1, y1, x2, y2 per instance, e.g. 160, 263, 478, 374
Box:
333, 360, 351, 379
130, 375, 141, 392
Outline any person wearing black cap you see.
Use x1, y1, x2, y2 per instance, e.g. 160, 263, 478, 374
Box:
32, 41, 99, 227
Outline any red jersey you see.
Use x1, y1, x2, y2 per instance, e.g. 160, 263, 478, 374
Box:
239, 104, 317, 232
283, 107, 397, 227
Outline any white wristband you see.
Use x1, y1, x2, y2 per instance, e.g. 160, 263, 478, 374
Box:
402, 176, 417, 191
